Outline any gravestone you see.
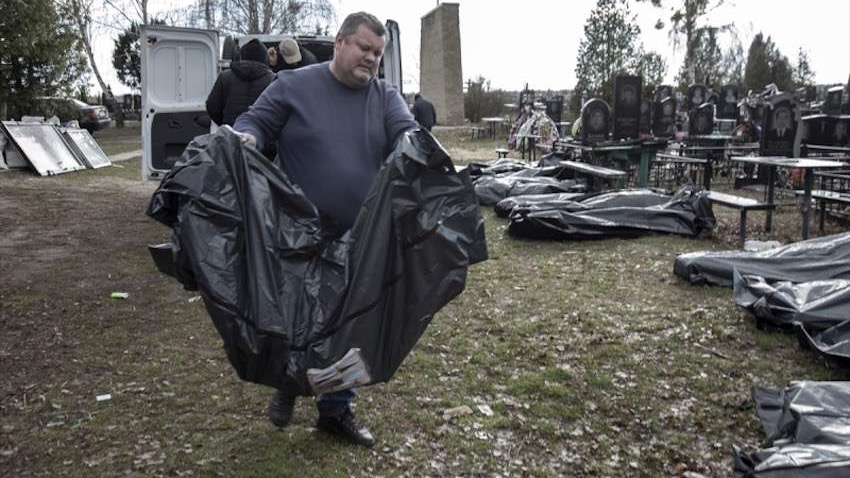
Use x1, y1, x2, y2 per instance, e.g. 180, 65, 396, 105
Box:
832, 117, 850, 146
687, 84, 708, 110
825, 86, 843, 115
639, 99, 652, 135
801, 115, 832, 146
761, 95, 797, 157
613, 75, 642, 140
519, 89, 535, 110
718, 84, 739, 119
545, 96, 563, 125
654, 85, 673, 103
653, 97, 676, 137
689, 104, 715, 136
581, 98, 610, 145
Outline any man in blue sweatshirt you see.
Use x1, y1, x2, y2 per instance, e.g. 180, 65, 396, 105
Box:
233, 11, 417, 447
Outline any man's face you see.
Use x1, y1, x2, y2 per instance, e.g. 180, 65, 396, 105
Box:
331, 24, 385, 89
589, 110, 604, 129
775, 109, 791, 129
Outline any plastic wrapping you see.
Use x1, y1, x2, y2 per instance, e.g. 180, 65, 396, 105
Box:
733, 270, 850, 330
734, 444, 850, 478
493, 192, 587, 218
473, 174, 584, 206
796, 321, 850, 371
733, 382, 850, 477
675, 232, 850, 287
147, 127, 487, 395
506, 185, 715, 240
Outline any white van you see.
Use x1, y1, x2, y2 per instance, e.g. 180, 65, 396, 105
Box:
140, 22, 402, 180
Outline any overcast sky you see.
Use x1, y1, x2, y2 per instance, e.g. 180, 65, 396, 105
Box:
97, 0, 850, 95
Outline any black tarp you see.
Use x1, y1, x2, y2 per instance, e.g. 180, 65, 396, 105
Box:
464, 158, 532, 178
146, 127, 487, 395
797, 321, 850, 371
473, 173, 584, 206
733, 270, 850, 331
506, 185, 715, 240
674, 233, 850, 287
493, 192, 588, 218
734, 382, 850, 477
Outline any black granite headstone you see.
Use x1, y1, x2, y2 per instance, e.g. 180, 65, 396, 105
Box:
802, 115, 833, 146
519, 89, 535, 110
613, 75, 642, 140
639, 99, 652, 135
825, 86, 843, 115
687, 84, 708, 110
761, 96, 797, 157
545, 96, 563, 125
832, 117, 850, 146
653, 97, 676, 137
581, 99, 610, 145
654, 85, 673, 103
689, 104, 715, 137
718, 84, 739, 119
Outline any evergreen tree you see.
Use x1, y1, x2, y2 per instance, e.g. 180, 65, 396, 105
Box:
570, 0, 642, 115
112, 20, 166, 91
637, 52, 668, 98
0, 0, 88, 119
792, 48, 815, 88
744, 32, 793, 92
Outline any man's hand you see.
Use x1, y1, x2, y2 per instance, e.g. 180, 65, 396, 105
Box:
237, 132, 257, 148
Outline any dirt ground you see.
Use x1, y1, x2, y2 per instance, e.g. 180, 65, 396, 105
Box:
1, 125, 845, 477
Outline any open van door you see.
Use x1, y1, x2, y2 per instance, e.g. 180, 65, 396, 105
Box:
141, 25, 218, 180
382, 20, 402, 93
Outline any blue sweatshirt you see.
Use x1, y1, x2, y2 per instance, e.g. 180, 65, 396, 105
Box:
233, 62, 417, 229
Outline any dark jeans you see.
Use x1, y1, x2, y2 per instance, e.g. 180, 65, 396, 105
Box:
316, 388, 356, 417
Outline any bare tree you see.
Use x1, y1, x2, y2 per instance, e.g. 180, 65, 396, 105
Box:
59, 1, 111, 100
182, 0, 335, 35
102, 0, 150, 26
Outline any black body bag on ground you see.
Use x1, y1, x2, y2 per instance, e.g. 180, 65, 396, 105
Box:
733, 381, 850, 477
733, 270, 850, 331
674, 232, 850, 287
146, 127, 487, 395
796, 320, 850, 371
507, 185, 714, 240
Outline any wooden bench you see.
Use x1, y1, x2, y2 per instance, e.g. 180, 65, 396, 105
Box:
706, 191, 776, 246
558, 160, 627, 190
496, 148, 509, 159
795, 189, 850, 233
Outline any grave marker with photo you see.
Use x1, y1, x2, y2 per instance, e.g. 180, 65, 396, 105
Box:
581, 98, 610, 145
761, 95, 798, 157
718, 84, 739, 119
687, 83, 708, 110
653, 97, 676, 137
613, 75, 642, 140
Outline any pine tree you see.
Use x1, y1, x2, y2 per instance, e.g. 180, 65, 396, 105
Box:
571, 0, 642, 115
0, 0, 88, 120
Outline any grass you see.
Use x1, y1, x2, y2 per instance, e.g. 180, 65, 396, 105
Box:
0, 123, 846, 477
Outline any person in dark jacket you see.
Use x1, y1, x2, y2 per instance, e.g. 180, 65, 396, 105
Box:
205, 39, 274, 126
412, 93, 437, 131
271, 38, 318, 72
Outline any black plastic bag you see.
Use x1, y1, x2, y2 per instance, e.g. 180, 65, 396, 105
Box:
147, 127, 487, 394
675, 232, 850, 287
506, 185, 714, 240
493, 192, 588, 218
796, 321, 850, 371
733, 382, 850, 477
733, 270, 850, 331
473, 174, 584, 206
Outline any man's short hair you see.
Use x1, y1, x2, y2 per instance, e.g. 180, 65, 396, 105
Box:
337, 12, 386, 39
414, 93, 421, 100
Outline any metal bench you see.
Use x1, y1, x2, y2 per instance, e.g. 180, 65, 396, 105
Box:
495, 148, 509, 159
706, 191, 776, 246
654, 152, 711, 189
469, 126, 486, 140
558, 160, 627, 190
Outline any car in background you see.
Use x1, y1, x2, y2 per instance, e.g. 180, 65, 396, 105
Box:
28, 97, 112, 133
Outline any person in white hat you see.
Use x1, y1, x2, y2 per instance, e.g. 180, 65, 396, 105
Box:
274, 37, 318, 72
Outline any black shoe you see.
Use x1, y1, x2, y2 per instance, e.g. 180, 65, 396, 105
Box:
268, 390, 296, 428
315, 409, 376, 447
